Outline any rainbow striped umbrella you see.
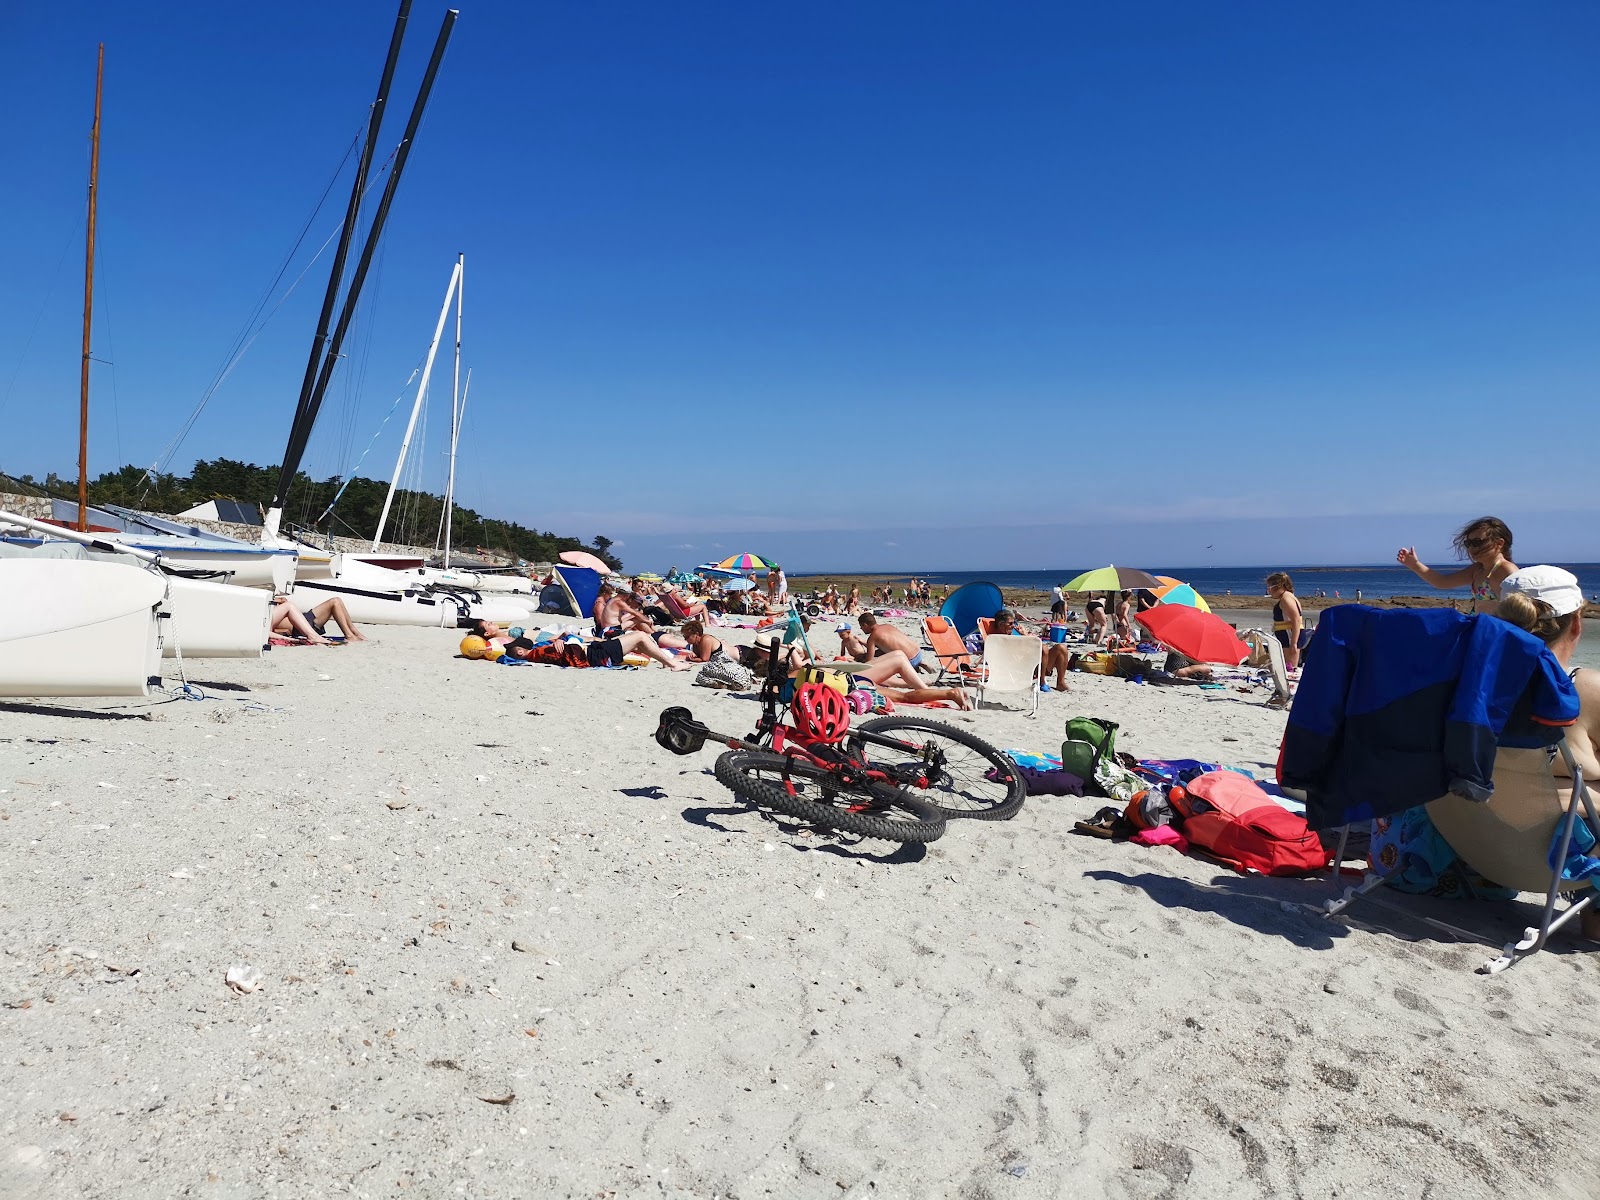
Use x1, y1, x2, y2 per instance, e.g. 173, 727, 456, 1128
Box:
717, 553, 774, 571
1150, 582, 1211, 613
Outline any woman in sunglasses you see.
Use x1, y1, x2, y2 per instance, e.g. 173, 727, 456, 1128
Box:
1396, 516, 1517, 611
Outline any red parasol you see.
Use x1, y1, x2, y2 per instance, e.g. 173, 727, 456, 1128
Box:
1135, 605, 1250, 665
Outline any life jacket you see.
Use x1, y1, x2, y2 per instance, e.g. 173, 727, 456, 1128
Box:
1171, 771, 1328, 876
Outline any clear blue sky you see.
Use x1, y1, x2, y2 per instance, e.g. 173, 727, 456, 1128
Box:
3, 2, 1597, 571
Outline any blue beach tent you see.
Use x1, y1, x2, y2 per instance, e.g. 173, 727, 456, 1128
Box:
939, 581, 1005, 639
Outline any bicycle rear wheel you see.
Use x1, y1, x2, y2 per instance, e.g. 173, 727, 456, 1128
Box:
850, 716, 1025, 821
714, 749, 947, 844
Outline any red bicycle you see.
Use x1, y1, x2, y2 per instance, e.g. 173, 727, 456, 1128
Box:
654, 642, 1023, 844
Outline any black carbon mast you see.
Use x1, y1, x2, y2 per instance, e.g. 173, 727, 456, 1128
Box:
265, 3, 458, 540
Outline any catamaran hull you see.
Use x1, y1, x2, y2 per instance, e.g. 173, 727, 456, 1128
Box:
162, 577, 271, 658
291, 580, 464, 628
0, 560, 164, 696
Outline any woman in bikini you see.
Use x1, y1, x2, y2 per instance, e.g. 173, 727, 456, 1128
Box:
1396, 516, 1517, 612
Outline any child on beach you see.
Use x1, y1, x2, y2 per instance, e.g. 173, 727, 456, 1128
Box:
1397, 516, 1517, 611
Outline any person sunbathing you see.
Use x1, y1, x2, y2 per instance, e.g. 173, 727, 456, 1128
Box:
506, 628, 689, 671
744, 637, 971, 709
594, 584, 686, 648
270, 594, 365, 644
679, 619, 730, 664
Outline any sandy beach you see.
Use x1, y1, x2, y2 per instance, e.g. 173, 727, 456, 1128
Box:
4, 612, 1599, 1198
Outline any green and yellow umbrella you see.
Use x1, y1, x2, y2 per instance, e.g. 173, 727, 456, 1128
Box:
1061, 565, 1162, 592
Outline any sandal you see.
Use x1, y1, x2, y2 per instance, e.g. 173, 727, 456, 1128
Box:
1073, 805, 1133, 840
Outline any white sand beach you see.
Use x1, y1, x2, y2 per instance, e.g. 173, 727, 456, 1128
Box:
3, 617, 1598, 1198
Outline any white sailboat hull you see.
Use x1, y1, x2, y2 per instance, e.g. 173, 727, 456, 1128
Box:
291, 579, 464, 628
0, 560, 164, 696
162, 577, 271, 659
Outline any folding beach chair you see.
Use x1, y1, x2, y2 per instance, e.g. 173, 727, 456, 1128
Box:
977, 633, 1042, 716
1323, 740, 1599, 973
922, 615, 979, 688
1240, 628, 1292, 708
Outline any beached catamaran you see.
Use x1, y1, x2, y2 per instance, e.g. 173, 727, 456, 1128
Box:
1, 45, 273, 695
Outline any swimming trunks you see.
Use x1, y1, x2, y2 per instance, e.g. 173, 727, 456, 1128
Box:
301, 610, 326, 635
586, 638, 625, 668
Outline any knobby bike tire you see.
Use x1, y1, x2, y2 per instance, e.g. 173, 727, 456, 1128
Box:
851, 715, 1026, 821
713, 749, 947, 844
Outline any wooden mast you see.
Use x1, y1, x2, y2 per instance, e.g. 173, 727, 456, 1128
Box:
78, 43, 104, 531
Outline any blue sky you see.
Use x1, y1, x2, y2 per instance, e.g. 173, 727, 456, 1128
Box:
2, 2, 1597, 571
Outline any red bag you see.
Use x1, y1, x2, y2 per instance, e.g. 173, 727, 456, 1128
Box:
1173, 772, 1328, 876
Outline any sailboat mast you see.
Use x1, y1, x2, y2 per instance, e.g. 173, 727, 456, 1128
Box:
284, 9, 457, 544
77, 44, 104, 533
266, 0, 412, 537
372, 258, 460, 550
443, 252, 463, 569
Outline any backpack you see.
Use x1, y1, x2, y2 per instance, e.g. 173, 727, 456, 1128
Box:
1061, 717, 1118, 782
1172, 772, 1328, 876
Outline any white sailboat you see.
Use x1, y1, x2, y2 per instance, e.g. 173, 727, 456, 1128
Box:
0, 559, 165, 698
1, 509, 271, 660
297, 254, 532, 627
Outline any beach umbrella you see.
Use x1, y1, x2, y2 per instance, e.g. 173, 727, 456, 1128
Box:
1150, 582, 1211, 613
560, 550, 611, 573
1135, 605, 1249, 665
717, 552, 773, 571
1062, 565, 1162, 592
668, 572, 699, 585
723, 577, 756, 592
635, 572, 664, 582
694, 563, 741, 578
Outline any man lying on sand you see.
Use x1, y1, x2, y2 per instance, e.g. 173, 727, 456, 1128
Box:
594, 584, 688, 648
505, 628, 690, 671
270, 595, 366, 644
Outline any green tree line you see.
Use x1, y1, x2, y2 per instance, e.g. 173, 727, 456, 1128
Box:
2, 458, 621, 570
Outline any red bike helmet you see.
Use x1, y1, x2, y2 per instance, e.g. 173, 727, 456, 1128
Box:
790, 682, 851, 745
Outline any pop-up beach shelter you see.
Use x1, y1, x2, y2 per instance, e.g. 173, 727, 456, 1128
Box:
555, 565, 602, 624
939, 580, 1004, 639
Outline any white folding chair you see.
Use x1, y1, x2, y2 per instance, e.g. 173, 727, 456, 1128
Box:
977, 634, 1041, 716
1323, 740, 1600, 974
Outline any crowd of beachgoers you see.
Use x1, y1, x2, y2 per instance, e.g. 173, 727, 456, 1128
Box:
6, 513, 1600, 1195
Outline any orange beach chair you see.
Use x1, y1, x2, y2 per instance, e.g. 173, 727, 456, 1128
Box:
922, 615, 980, 688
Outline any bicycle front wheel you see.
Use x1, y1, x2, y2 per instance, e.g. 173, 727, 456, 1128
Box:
851, 715, 1026, 821
713, 749, 947, 844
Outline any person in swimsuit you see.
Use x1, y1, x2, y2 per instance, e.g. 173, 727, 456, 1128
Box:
1265, 572, 1310, 670
1397, 516, 1517, 611
506, 628, 689, 671
1084, 592, 1107, 643
270, 594, 365, 643
678, 619, 730, 664
1484, 567, 1599, 937
841, 613, 929, 672
744, 637, 971, 709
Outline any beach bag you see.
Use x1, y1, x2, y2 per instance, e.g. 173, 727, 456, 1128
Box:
694, 656, 754, 690
1174, 772, 1328, 876
794, 667, 849, 696
1061, 717, 1118, 782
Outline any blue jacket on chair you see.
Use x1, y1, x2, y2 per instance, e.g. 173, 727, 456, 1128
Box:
1280, 605, 1578, 829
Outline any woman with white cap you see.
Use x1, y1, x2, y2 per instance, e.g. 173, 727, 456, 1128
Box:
1495, 565, 1596, 780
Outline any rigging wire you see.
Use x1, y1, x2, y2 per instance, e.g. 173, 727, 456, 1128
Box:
314, 360, 424, 523
143, 129, 401, 489
92, 223, 124, 471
